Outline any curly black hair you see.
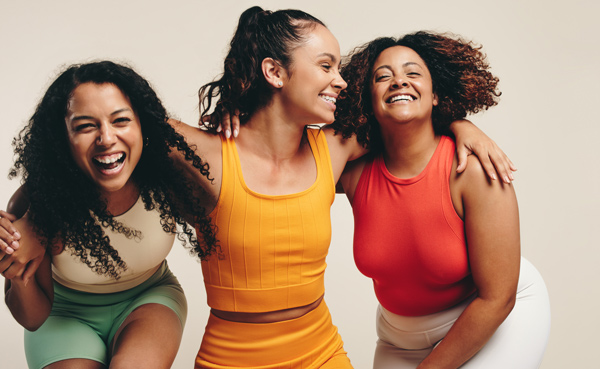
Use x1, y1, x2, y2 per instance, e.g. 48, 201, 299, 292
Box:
333, 31, 501, 152
10, 61, 218, 279
198, 6, 325, 130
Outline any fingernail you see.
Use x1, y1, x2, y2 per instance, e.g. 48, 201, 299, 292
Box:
504, 176, 511, 183
491, 173, 497, 180
216, 126, 222, 132
509, 173, 514, 181
225, 130, 231, 139
24, 278, 29, 287
11, 241, 19, 250
6, 247, 14, 254
233, 129, 239, 138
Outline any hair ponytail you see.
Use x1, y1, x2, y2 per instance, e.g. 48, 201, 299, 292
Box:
199, 7, 325, 130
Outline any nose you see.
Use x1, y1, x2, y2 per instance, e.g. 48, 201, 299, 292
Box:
333, 70, 348, 91
97, 123, 117, 146
392, 76, 409, 89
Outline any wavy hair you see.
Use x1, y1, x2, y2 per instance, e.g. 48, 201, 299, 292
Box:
10, 61, 217, 279
333, 31, 501, 152
198, 6, 325, 130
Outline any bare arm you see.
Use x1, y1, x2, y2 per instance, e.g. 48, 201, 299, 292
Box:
4, 216, 54, 331
167, 119, 223, 216
450, 120, 517, 184
416, 157, 520, 369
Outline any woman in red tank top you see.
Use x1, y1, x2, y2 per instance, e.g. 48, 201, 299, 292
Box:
334, 32, 550, 369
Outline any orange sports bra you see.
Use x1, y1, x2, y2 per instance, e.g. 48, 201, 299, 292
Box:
202, 128, 335, 313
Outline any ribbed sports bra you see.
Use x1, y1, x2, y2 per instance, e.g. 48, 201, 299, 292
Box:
202, 128, 335, 313
353, 136, 476, 316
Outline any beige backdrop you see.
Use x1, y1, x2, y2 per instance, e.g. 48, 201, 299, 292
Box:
1, 0, 598, 368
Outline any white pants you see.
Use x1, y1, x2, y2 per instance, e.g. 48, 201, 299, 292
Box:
374, 258, 551, 369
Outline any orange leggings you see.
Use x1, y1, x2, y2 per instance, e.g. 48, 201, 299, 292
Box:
195, 300, 352, 369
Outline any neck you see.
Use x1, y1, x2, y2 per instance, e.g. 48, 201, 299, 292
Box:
101, 181, 140, 216
238, 103, 308, 163
379, 118, 439, 178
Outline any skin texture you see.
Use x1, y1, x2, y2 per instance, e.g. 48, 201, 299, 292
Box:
341, 45, 520, 369
3, 83, 184, 369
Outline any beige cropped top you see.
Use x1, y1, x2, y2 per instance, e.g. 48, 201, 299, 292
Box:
51, 196, 175, 293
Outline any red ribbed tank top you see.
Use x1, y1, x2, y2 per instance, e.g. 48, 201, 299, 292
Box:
353, 136, 476, 316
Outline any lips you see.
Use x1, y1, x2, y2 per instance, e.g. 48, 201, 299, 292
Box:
93, 152, 126, 173
387, 94, 416, 103
319, 94, 337, 104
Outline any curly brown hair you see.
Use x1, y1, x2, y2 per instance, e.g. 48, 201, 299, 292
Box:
197, 6, 325, 130
333, 31, 501, 152
10, 61, 218, 279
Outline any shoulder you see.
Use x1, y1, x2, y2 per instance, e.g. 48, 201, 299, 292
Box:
319, 126, 368, 183
339, 155, 369, 202
321, 126, 367, 161
450, 153, 517, 219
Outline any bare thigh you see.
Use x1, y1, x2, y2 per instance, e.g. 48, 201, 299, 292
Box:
109, 303, 183, 369
45, 359, 106, 369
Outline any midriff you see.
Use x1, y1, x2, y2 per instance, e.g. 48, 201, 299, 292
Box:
211, 295, 324, 323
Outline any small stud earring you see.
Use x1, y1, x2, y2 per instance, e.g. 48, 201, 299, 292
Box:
278, 81, 283, 87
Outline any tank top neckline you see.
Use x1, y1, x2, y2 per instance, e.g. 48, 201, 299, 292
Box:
376, 136, 449, 186
228, 132, 321, 200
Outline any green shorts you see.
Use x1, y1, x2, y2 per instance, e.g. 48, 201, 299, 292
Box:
24, 261, 187, 369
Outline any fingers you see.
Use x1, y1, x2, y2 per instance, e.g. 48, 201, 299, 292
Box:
487, 146, 516, 184
0, 234, 19, 254
0, 252, 24, 280
202, 109, 241, 138
0, 210, 18, 222
221, 110, 232, 138
474, 143, 514, 184
231, 109, 240, 138
0, 216, 20, 254
456, 145, 470, 174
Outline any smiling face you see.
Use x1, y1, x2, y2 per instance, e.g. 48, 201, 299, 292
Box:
65, 82, 143, 199
370, 46, 438, 127
280, 24, 348, 124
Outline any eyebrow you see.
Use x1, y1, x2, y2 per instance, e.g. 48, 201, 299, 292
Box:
373, 62, 423, 73
70, 108, 133, 122
317, 52, 337, 63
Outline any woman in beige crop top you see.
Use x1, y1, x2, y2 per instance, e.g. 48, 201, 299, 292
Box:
1, 61, 218, 369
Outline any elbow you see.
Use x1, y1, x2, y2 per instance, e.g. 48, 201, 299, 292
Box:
494, 292, 517, 322
23, 321, 44, 332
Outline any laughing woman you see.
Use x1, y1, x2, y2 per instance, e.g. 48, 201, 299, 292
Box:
334, 32, 551, 368
2, 61, 217, 369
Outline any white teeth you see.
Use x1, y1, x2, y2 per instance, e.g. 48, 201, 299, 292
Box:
94, 153, 123, 164
319, 95, 337, 104
390, 95, 414, 103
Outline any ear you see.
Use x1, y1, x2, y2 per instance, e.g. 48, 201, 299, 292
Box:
433, 93, 439, 106
262, 58, 286, 88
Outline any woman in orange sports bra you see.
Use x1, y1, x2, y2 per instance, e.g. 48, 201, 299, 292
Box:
173, 7, 515, 369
